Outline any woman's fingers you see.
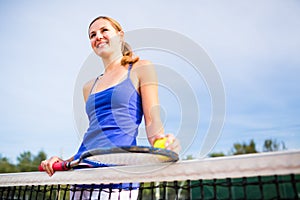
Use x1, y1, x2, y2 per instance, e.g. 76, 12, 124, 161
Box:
165, 134, 181, 154
40, 156, 61, 176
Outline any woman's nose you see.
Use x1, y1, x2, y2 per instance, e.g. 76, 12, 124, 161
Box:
96, 30, 103, 39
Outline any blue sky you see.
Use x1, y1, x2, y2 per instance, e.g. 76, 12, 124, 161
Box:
0, 1, 299, 163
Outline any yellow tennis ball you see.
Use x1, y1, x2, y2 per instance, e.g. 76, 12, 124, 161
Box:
154, 137, 167, 148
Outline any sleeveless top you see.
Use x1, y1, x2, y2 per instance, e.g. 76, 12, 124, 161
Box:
74, 64, 143, 162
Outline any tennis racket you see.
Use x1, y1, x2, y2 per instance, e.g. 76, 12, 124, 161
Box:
39, 146, 178, 171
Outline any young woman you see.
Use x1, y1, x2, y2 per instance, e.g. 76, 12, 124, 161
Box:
40, 16, 180, 199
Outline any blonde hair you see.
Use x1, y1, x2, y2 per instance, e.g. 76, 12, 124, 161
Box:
89, 16, 139, 66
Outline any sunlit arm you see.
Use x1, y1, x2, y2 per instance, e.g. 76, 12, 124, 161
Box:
137, 60, 165, 145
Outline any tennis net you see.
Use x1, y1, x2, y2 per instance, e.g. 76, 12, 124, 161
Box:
0, 150, 299, 199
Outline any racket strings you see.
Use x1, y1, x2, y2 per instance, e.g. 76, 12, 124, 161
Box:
87, 153, 174, 166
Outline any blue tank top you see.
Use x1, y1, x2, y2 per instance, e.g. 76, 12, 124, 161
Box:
74, 65, 143, 161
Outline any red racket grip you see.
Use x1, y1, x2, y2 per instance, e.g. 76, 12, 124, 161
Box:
38, 161, 70, 171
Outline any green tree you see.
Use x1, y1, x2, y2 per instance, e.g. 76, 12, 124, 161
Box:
17, 151, 34, 172
184, 155, 194, 160
0, 150, 47, 173
232, 139, 258, 155
32, 150, 47, 167
263, 139, 287, 152
0, 155, 17, 173
17, 150, 47, 172
209, 152, 225, 157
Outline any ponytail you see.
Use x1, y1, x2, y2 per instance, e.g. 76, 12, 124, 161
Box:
121, 42, 139, 66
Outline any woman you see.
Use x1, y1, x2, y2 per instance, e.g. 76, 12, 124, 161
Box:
40, 16, 180, 199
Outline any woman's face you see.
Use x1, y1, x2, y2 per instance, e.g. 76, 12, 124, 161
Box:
89, 18, 123, 58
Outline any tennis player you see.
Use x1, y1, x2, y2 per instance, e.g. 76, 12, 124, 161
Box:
40, 16, 180, 199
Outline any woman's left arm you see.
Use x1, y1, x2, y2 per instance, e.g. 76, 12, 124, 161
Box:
136, 60, 180, 153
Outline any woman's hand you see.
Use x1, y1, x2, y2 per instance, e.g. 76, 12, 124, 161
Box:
152, 134, 181, 154
164, 134, 181, 154
40, 156, 63, 176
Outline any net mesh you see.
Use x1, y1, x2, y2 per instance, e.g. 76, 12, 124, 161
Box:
1, 150, 300, 200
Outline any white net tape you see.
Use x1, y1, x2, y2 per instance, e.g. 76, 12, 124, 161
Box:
1, 150, 300, 187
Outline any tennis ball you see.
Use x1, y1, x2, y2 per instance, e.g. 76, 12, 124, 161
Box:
154, 137, 168, 148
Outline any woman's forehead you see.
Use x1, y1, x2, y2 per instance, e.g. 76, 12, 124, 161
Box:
89, 19, 114, 32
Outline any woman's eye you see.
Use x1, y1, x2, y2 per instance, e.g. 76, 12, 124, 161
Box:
90, 33, 96, 39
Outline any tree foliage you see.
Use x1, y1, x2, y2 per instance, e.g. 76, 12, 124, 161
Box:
0, 150, 47, 173
232, 139, 258, 155
184, 155, 195, 160
209, 139, 287, 157
0, 156, 18, 173
263, 139, 287, 152
209, 152, 225, 157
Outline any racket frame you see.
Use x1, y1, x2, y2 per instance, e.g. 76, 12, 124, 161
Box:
39, 146, 178, 171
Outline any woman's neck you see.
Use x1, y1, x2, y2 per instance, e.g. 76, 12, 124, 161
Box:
101, 51, 123, 72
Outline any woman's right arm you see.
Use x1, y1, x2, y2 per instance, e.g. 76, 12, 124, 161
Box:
41, 79, 97, 176
41, 79, 96, 176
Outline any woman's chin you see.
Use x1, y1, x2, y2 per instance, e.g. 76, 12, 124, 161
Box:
94, 49, 110, 58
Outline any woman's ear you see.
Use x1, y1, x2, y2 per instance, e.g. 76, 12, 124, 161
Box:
118, 30, 124, 41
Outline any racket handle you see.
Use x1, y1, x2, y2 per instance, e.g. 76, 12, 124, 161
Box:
38, 161, 70, 171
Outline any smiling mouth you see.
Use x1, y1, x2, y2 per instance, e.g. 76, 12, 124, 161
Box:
96, 42, 108, 48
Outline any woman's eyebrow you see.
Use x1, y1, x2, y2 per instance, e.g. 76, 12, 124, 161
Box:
90, 26, 109, 38
90, 26, 109, 33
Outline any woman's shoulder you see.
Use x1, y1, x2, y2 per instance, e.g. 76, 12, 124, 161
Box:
83, 78, 97, 91
132, 59, 155, 73
83, 77, 98, 101
132, 59, 157, 81
133, 59, 153, 67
